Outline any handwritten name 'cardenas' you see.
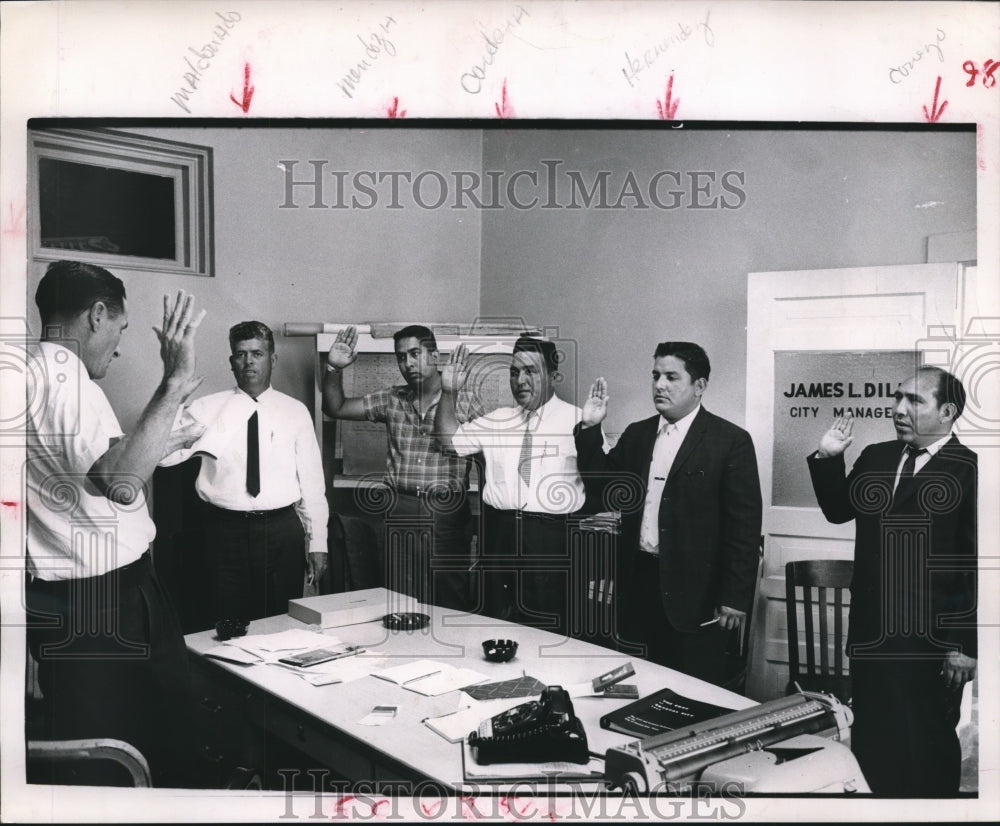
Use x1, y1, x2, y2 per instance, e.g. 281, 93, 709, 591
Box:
460, 6, 529, 94
170, 11, 242, 113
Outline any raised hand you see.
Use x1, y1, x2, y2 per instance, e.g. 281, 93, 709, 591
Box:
581, 377, 610, 427
153, 290, 206, 400
440, 343, 470, 393
817, 416, 854, 458
162, 420, 207, 457
327, 325, 358, 370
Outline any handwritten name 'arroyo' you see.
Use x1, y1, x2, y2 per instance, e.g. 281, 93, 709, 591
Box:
460, 6, 529, 95
888, 28, 945, 84
170, 11, 242, 113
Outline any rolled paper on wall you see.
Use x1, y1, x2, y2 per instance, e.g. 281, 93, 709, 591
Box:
284, 321, 542, 338
283, 322, 373, 337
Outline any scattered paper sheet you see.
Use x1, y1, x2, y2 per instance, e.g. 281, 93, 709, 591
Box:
203, 644, 263, 665
373, 660, 488, 696
233, 628, 343, 652
273, 655, 388, 686
423, 696, 533, 743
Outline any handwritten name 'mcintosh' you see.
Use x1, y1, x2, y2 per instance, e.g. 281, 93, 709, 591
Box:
170, 11, 242, 114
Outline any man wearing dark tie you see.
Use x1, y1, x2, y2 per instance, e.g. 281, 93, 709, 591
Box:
164, 321, 328, 622
574, 342, 762, 685
808, 366, 977, 797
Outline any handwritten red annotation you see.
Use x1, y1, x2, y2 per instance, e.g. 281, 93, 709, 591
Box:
963, 59, 998, 89
656, 71, 680, 120
230, 63, 255, 113
922, 75, 947, 123
386, 96, 406, 118
2, 202, 26, 237
495, 79, 516, 118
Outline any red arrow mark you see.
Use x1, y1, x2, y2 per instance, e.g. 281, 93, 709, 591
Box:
922, 75, 948, 123
494, 78, 515, 118
386, 96, 407, 118
656, 72, 680, 120
230, 63, 255, 113
2, 202, 26, 237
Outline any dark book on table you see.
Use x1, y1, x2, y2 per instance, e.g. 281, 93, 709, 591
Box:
599, 687, 738, 738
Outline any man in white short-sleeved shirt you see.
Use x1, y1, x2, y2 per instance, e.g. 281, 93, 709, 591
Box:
26, 260, 206, 787
435, 336, 589, 635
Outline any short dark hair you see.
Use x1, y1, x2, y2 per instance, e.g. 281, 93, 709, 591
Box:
393, 324, 437, 351
653, 341, 711, 382
919, 365, 966, 419
229, 321, 274, 352
513, 335, 559, 373
35, 260, 126, 325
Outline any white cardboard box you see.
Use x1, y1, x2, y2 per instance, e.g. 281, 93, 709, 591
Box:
287, 587, 417, 628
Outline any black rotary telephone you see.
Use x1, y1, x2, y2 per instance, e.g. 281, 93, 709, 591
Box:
468, 686, 589, 765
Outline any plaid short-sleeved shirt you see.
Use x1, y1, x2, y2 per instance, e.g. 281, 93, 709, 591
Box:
363, 385, 485, 493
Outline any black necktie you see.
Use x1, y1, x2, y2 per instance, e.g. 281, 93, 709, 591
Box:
246, 410, 260, 496
518, 417, 533, 486
894, 446, 926, 500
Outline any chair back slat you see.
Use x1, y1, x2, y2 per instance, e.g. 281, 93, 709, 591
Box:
834, 586, 845, 674
818, 588, 830, 674
802, 585, 816, 674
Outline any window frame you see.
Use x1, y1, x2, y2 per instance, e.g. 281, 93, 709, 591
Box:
28, 127, 214, 277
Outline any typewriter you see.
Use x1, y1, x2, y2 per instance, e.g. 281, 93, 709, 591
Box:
604, 691, 869, 794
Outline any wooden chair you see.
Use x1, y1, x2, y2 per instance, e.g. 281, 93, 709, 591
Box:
784, 559, 853, 704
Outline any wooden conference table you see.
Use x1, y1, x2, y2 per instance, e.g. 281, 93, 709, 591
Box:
185, 591, 753, 791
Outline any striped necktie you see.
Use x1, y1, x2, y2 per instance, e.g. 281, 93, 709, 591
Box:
518, 414, 533, 486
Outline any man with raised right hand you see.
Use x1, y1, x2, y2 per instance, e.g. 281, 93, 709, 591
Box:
26, 260, 206, 787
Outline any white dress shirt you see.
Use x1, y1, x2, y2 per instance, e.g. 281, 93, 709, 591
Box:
163, 386, 328, 555
450, 395, 587, 513
892, 431, 952, 491
639, 403, 701, 555
27, 342, 156, 579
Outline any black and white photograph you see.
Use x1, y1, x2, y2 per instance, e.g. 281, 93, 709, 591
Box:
1, 2, 997, 823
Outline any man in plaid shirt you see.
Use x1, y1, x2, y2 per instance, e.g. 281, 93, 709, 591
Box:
323, 325, 484, 610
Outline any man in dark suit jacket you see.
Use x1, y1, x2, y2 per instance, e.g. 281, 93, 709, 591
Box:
575, 342, 762, 686
808, 365, 977, 797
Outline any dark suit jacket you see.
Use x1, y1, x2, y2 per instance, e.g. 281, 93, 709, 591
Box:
575, 407, 762, 632
807, 436, 977, 660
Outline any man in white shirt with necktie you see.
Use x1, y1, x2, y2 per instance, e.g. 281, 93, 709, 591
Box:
435, 336, 587, 635
808, 366, 977, 796
164, 321, 328, 622
575, 342, 762, 685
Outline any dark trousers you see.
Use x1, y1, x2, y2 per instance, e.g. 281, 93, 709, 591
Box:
378, 491, 473, 612
631, 551, 730, 685
850, 656, 964, 796
479, 505, 574, 637
207, 504, 306, 622
26, 552, 197, 788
